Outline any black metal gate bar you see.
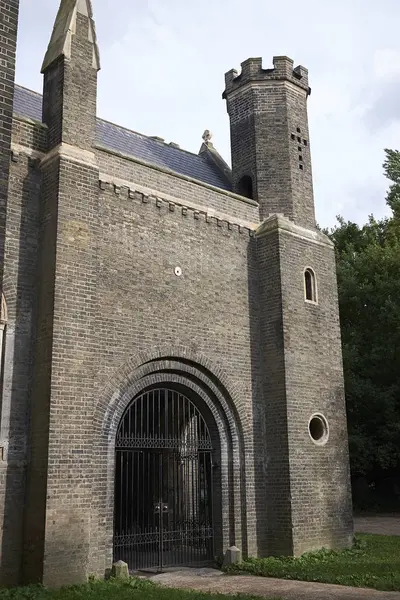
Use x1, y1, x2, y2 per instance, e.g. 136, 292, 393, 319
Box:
113, 388, 214, 572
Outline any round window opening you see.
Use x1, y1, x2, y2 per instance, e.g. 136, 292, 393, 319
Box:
308, 414, 329, 445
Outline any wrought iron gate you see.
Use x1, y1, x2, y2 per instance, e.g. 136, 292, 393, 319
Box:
113, 388, 214, 571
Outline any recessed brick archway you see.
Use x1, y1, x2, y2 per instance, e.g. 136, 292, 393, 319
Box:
90, 351, 246, 576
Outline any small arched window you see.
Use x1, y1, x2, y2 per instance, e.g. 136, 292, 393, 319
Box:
237, 175, 254, 200
304, 268, 317, 303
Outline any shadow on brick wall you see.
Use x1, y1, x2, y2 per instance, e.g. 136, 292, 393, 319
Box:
247, 237, 268, 557
1, 161, 41, 585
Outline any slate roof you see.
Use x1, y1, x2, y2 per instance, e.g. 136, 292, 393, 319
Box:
13, 85, 232, 192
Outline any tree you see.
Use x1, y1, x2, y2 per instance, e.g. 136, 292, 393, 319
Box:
328, 150, 400, 510
383, 149, 400, 219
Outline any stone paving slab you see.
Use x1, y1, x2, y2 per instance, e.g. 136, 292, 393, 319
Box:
153, 570, 400, 600
354, 515, 400, 536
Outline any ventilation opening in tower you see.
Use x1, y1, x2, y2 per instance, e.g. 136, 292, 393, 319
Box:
237, 175, 254, 200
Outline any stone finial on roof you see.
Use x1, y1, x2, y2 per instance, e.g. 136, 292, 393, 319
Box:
199, 132, 232, 187
41, 0, 100, 73
202, 130, 213, 144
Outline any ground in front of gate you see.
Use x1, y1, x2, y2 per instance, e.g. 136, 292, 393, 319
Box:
152, 525, 400, 599
154, 571, 400, 600
0, 578, 278, 600
2, 516, 400, 600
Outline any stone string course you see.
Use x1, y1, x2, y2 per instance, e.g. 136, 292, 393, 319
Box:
9, 144, 257, 235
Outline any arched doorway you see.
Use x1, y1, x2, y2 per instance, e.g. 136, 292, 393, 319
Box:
113, 386, 215, 571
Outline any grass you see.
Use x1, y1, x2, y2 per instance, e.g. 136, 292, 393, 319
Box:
0, 577, 280, 600
225, 534, 400, 591
1, 534, 399, 598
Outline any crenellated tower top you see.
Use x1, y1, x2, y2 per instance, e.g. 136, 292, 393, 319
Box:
223, 56, 310, 98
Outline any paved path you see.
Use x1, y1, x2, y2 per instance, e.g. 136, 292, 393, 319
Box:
153, 569, 400, 600
354, 514, 400, 536
149, 517, 400, 599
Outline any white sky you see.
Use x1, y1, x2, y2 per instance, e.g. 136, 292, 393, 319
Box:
15, 0, 400, 228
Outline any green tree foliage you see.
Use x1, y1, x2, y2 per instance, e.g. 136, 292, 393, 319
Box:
328, 149, 400, 509
383, 149, 400, 219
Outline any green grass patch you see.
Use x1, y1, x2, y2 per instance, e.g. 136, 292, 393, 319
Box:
0, 577, 280, 600
225, 534, 400, 591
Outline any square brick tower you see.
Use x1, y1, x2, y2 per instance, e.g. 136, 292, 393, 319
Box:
23, 0, 101, 584
224, 58, 353, 555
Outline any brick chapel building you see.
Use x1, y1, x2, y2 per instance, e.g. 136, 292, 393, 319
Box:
0, 0, 353, 587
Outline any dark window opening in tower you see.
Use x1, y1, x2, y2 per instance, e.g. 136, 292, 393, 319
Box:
238, 175, 254, 199
304, 268, 317, 302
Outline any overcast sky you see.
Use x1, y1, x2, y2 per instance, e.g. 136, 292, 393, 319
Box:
15, 0, 400, 228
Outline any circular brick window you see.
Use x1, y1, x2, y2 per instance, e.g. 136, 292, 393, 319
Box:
308, 413, 329, 446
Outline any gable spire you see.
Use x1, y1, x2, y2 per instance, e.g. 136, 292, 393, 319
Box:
41, 0, 100, 73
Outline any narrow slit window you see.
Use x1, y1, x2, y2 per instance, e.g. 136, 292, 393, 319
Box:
304, 268, 317, 303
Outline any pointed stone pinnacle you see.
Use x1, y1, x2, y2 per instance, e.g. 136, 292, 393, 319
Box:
41, 0, 100, 73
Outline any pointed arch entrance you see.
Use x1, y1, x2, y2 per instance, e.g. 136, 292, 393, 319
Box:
113, 385, 217, 571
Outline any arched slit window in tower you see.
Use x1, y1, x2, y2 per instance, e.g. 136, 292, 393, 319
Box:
304, 268, 317, 303
237, 175, 254, 200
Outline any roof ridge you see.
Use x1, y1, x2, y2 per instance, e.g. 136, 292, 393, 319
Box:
97, 116, 209, 161
13, 83, 232, 191
15, 83, 42, 97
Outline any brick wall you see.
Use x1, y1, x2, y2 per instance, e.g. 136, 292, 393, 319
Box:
40, 157, 99, 586
0, 155, 41, 585
0, 0, 19, 289
12, 116, 47, 153
0, 0, 29, 586
257, 216, 353, 555
279, 226, 353, 553
86, 185, 259, 577
24, 166, 259, 584
96, 149, 259, 224
256, 226, 293, 555
22, 156, 59, 584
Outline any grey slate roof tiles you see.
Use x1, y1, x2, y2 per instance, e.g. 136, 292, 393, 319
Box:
13, 84, 42, 122
13, 85, 232, 192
